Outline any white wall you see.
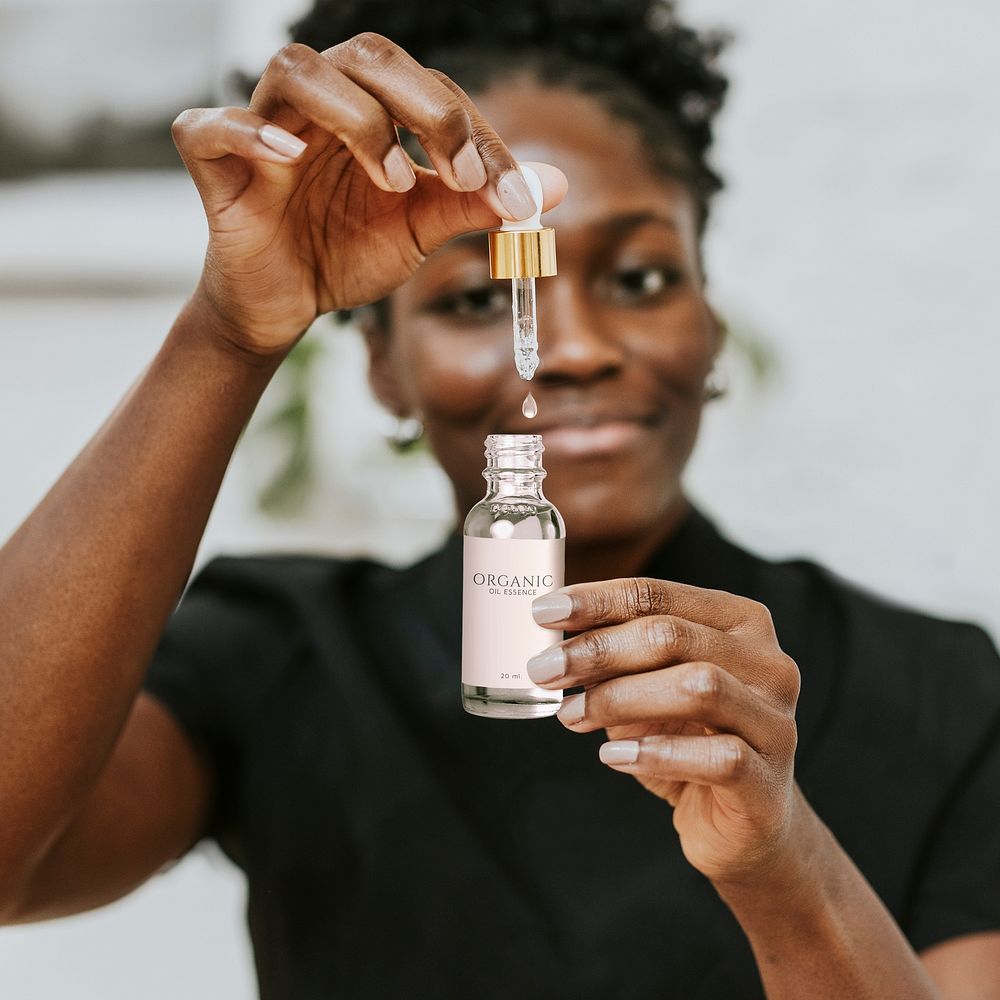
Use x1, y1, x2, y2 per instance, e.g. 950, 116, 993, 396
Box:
686, 0, 1000, 637
0, 1, 997, 996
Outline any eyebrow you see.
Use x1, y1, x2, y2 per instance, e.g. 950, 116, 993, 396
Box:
439, 210, 679, 254
600, 211, 679, 237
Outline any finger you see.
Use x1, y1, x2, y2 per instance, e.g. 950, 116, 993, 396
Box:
526, 611, 800, 710
173, 106, 308, 165
404, 160, 569, 260
519, 161, 569, 213
324, 34, 486, 196
597, 734, 764, 789
532, 577, 773, 635
249, 42, 415, 193
526, 614, 739, 689
171, 107, 309, 212
327, 36, 545, 220
429, 70, 543, 221
556, 662, 797, 759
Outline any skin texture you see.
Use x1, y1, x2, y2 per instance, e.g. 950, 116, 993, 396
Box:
526, 577, 945, 999
365, 83, 1000, 995
365, 78, 718, 585
0, 32, 567, 919
171, 35, 568, 352
0, 30, 997, 998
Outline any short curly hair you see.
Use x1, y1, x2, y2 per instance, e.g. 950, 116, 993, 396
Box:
290, 0, 730, 231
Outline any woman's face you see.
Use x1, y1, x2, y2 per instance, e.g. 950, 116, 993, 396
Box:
368, 78, 720, 545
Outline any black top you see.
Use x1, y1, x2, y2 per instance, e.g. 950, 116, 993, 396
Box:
144, 508, 1000, 999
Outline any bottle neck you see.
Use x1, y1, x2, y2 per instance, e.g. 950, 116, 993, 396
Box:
483, 470, 546, 500
481, 433, 547, 501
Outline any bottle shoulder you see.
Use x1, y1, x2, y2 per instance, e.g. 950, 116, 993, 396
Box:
464, 495, 565, 540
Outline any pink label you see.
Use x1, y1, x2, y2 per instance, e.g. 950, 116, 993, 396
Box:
462, 536, 565, 689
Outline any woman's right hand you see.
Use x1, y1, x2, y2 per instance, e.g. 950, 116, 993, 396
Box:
172, 32, 568, 358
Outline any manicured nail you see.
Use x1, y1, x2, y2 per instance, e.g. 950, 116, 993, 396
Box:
599, 741, 640, 765
258, 124, 307, 159
557, 692, 585, 725
383, 145, 416, 192
452, 140, 487, 190
532, 592, 573, 624
497, 169, 537, 220
526, 645, 566, 685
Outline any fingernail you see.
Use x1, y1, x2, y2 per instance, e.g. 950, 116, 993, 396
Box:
532, 592, 573, 625
557, 692, 585, 725
497, 169, 537, 220
383, 145, 416, 192
526, 645, 566, 685
258, 124, 307, 159
452, 140, 487, 190
599, 741, 640, 766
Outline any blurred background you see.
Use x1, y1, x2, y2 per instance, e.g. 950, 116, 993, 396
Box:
1, 0, 998, 995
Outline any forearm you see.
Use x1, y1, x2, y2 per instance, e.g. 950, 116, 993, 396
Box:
716, 787, 941, 1000
0, 288, 284, 889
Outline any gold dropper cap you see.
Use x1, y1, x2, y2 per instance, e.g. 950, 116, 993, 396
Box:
488, 227, 557, 279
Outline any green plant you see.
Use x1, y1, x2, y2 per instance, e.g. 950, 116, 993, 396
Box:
254, 334, 325, 515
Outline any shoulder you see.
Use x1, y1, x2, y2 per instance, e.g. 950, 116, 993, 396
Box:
187, 550, 381, 600
705, 518, 999, 692
177, 550, 403, 626
162, 546, 447, 666
700, 517, 1000, 762
145, 550, 424, 747
762, 548, 999, 696
154, 551, 397, 678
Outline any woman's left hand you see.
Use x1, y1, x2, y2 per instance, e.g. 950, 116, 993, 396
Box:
527, 578, 801, 887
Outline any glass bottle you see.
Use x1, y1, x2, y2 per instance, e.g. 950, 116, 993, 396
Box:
462, 434, 565, 719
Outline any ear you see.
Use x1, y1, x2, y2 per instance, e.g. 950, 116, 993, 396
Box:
358, 306, 409, 418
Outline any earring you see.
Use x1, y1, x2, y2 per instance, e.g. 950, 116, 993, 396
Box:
384, 414, 425, 453
705, 310, 730, 402
704, 368, 729, 402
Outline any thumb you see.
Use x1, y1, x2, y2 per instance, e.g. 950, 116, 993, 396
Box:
172, 107, 305, 219
406, 160, 568, 258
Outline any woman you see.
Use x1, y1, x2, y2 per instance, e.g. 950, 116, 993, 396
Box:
1, 2, 998, 997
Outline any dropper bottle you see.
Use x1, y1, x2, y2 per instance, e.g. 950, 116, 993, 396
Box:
461, 434, 565, 719
488, 166, 557, 381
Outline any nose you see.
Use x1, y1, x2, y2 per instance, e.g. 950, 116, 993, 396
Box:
535, 278, 624, 384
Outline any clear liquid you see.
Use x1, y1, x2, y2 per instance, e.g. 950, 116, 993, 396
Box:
462, 497, 564, 719
522, 392, 537, 419
514, 315, 539, 380
512, 277, 539, 380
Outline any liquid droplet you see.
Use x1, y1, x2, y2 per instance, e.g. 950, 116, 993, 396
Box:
522, 392, 537, 419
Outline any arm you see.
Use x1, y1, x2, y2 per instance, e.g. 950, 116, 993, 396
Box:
922, 933, 1000, 999
0, 32, 567, 921
0, 298, 282, 917
526, 578, 999, 998
717, 786, 943, 999
3, 694, 216, 923
718, 797, 1000, 998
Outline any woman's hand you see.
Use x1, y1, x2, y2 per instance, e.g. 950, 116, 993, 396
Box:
172, 32, 567, 357
527, 577, 801, 888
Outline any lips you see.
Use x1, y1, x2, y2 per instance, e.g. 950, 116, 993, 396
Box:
506, 411, 661, 458
539, 420, 649, 457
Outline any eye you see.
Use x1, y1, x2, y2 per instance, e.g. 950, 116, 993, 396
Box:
608, 265, 683, 304
427, 284, 509, 322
